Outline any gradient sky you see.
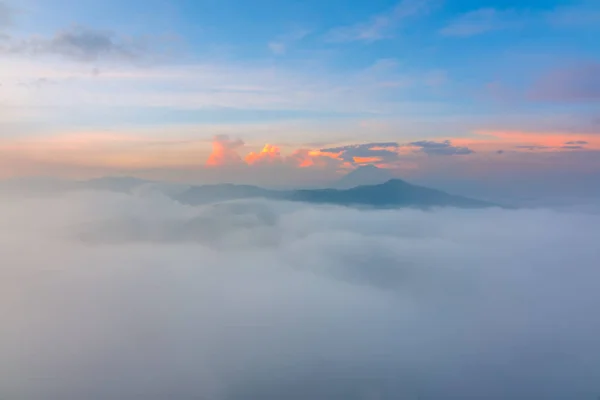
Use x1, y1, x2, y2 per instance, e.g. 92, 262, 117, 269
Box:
0, 0, 599, 194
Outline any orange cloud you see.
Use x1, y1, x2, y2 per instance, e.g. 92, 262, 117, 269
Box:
287, 149, 344, 168
353, 156, 382, 164
312, 149, 344, 160
287, 149, 318, 168
369, 145, 400, 152
245, 144, 282, 165
206, 135, 245, 167
204, 137, 347, 170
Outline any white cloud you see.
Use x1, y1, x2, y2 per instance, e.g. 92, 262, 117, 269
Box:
3, 26, 140, 61
326, 0, 433, 43
268, 41, 286, 55
0, 21, 178, 63
440, 8, 523, 37
1, 189, 599, 399
268, 28, 311, 55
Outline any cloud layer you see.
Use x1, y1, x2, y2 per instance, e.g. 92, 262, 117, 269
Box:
1, 189, 599, 399
205, 138, 476, 172
0, 25, 148, 62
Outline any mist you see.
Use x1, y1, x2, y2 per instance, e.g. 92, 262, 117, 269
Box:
1, 189, 599, 399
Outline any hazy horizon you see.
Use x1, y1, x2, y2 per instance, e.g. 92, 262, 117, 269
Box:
2, 166, 600, 209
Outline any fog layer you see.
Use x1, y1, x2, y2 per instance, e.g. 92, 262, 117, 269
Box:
1, 190, 599, 399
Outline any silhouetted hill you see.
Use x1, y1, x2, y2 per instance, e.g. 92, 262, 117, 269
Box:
288, 179, 493, 208
175, 179, 498, 209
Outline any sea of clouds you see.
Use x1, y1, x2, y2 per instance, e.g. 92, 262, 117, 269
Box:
1, 189, 599, 399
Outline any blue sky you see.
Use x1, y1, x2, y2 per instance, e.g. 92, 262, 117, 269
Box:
0, 0, 599, 191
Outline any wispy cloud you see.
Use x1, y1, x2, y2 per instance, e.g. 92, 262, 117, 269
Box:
515, 143, 589, 151
561, 140, 588, 150
475, 130, 600, 153
515, 145, 552, 151
267, 42, 286, 55
565, 141, 589, 145
268, 28, 311, 55
325, 0, 433, 43
0, 55, 448, 117
1, 26, 146, 62
440, 8, 523, 37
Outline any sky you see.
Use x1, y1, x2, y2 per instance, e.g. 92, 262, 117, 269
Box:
0, 0, 599, 195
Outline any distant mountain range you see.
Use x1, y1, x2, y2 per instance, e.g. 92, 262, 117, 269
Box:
1, 168, 500, 209
176, 179, 497, 209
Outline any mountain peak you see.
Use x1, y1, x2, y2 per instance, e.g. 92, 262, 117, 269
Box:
355, 164, 379, 171
335, 165, 396, 189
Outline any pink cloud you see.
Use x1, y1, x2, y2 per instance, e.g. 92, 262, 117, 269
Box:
206, 135, 245, 167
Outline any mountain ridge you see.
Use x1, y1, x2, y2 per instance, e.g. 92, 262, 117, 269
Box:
176, 178, 499, 209
1, 175, 502, 209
